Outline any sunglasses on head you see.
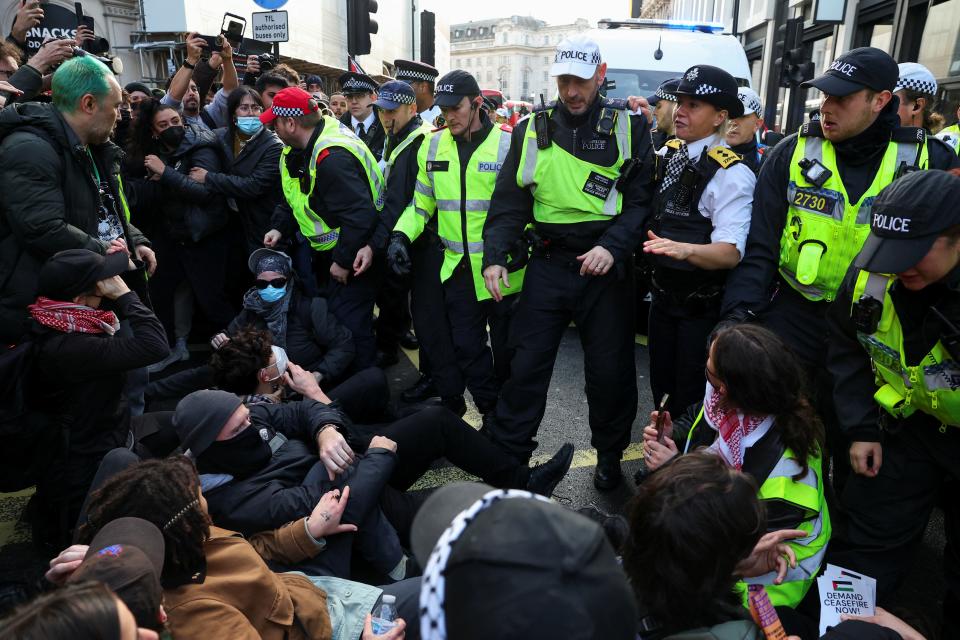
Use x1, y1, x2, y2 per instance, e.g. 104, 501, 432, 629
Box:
255, 277, 288, 289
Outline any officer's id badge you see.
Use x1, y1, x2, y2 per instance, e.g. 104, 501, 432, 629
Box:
477, 161, 502, 173
426, 160, 449, 172
791, 188, 837, 216
582, 171, 615, 200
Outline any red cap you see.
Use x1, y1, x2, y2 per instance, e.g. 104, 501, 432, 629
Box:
260, 87, 319, 124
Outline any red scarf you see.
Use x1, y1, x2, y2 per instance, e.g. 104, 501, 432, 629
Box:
28, 297, 120, 335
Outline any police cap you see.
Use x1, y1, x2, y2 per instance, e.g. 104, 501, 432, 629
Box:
394, 59, 439, 84
433, 70, 480, 108
339, 72, 378, 95
802, 47, 898, 97
673, 65, 744, 117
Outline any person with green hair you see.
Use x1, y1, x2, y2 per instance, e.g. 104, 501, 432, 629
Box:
0, 54, 157, 343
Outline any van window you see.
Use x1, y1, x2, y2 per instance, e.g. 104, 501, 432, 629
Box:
604, 69, 680, 100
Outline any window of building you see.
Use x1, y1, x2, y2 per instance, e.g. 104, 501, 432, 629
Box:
544, 35, 550, 45
918, 0, 960, 78
543, 70, 548, 81
455, 30, 462, 38
500, 55, 509, 65
487, 70, 493, 82
480, 27, 487, 35
543, 56, 549, 64
467, 28, 474, 36
803, 34, 836, 116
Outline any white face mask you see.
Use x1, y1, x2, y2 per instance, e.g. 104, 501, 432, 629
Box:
260, 345, 289, 382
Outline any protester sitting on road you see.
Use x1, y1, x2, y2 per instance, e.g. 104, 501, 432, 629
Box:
190, 86, 284, 256
123, 98, 235, 373
67, 456, 412, 640
642, 323, 829, 608
24, 249, 168, 548
409, 481, 637, 640
0, 580, 159, 640
622, 452, 914, 640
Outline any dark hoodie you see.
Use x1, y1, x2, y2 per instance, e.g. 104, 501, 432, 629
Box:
0, 102, 152, 341
125, 124, 228, 243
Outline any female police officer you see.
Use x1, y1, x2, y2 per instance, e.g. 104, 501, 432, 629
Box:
826, 169, 960, 637
643, 65, 755, 413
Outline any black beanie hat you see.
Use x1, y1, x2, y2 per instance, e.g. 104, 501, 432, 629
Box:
173, 390, 243, 456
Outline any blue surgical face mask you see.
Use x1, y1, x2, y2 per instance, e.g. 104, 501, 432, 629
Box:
258, 284, 286, 302
236, 116, 263, 136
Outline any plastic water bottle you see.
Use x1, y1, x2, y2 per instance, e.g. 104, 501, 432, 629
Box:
370, 594, 397, 635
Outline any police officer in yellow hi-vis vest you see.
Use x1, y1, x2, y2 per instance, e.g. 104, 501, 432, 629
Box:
389, 70, 522, 416
826, 170, 960, 636
261, 87, 385, 369
721, 47, 959, 486
481, 35, 655, 490
936, 103, 960, 154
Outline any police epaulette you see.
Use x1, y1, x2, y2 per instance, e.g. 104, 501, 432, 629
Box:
706, 146, 741, 169
532, 100, 557, 113
891, 126, 926, 144
799, 121, 824, 138
601, 97, 628, 110
664, 138, 685, 150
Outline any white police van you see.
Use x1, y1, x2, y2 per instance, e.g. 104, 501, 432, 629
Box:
591, 19, 753, 99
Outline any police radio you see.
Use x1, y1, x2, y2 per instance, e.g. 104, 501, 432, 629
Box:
894, 161, 921, 180
853, 295, 882, 334
930, 306, 960, 361
798, 158, 832, 188
535, 94, 551, 150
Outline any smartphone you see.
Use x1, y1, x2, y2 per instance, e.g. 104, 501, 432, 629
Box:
654, 393, 670, 443
74, 1, 83, 26
221, 13, 246, 47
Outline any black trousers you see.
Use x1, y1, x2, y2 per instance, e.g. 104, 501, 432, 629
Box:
442, 260, 514, 412
485, 254, 638, 461
326, 366, 391, 424
312, 250, 380, 371
410, 235, 461, 398
149, 229, 237, 344
827, 421, 960, 636
375, 256, 412, 356
352, 405, 525, 490
647, 292, 719, 414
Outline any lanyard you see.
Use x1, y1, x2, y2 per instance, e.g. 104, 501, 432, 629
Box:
86, 148, 102, 185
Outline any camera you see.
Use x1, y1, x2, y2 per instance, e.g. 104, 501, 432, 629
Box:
798, 157, 832, 188
257, 53, 277, 71
51, 36, 123, 75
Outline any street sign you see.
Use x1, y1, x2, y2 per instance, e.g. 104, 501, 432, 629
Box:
253, 0, 288, 8
252, 10, 289, 43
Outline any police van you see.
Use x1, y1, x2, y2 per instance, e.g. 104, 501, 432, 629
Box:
591, 19, 753, 98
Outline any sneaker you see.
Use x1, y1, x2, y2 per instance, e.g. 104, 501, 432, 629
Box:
147, 338, 189, 374
526, 443, 575, 496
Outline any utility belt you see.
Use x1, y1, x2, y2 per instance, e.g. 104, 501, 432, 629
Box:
528, 226, 601, 258
648, 267, 724, 313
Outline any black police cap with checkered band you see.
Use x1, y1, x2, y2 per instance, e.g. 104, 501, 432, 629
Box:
673, 65, 744, 118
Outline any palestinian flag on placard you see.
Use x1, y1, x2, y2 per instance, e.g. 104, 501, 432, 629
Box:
832, 580, 855, 592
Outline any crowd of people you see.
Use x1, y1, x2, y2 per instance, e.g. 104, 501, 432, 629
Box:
0, 2, 959, 637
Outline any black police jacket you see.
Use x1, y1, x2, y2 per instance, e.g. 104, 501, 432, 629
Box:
482, 96, 655, 268
721, 113, 960, 321
827, 265, 960, 443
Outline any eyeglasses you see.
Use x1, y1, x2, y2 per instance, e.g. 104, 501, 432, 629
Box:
255, 277, 287, 289
236, 104, 264, 114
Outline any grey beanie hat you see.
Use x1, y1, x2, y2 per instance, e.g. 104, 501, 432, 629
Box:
173, 390, 244, 457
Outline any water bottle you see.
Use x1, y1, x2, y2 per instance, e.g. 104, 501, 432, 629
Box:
370, 594, 397, 635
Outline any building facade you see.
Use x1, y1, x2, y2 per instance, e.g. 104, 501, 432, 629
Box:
659, 0, 960, 132
449, 15, 591, 102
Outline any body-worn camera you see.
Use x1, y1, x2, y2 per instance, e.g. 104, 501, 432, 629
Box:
853, 294, 882, 334
798, 157, 832, 188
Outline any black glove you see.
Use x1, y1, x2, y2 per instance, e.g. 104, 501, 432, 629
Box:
387, 232, 412, 276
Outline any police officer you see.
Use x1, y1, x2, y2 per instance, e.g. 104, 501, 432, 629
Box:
338, 71, 386, 161
262, 87, 385, 369
648, 78, 680, 150
390, 70, 522, 416
826, 170, 960, 636
481, 35, 655, 489
394, 58, 442, 127
372, 80, 464, 411
726, 87, 767, 174
643, 65, 755, 415
721, 48, 959, 484
938, 104, 960, 154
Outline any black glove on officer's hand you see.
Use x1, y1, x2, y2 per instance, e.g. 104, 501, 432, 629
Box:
387, 232, 412, 276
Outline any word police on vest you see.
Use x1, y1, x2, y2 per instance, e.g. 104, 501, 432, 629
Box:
550, 34, 603, 80
801, 46, 899, 98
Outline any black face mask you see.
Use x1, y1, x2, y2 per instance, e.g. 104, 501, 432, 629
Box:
157, 125, 186, 152
196, 426, 272, 479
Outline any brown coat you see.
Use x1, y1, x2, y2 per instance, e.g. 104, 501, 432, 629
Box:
163, 521, 333, 640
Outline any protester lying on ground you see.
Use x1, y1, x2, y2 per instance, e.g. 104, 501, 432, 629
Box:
622, 452, 914, 640
24, 249, 168, 549
0, 580, 159, 640
642, 323, 830, 608
65, 455, 414, 640
409, 481, 637, 640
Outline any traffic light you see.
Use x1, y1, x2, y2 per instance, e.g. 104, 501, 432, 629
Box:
421, 11, 436, 65
347, 0, 378, 57
775, 18, 813, 88
784, 47, 815, 86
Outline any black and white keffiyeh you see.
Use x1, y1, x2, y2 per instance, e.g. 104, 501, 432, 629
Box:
419, 489, 552, 639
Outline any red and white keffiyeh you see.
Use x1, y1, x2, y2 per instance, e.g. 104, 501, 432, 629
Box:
28, 297, 120, 335
702, 381, 773, 470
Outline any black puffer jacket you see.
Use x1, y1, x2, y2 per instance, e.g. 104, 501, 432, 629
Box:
205, 127, 284, 253
0, 102, 151, 342
125, 125, 228, 243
